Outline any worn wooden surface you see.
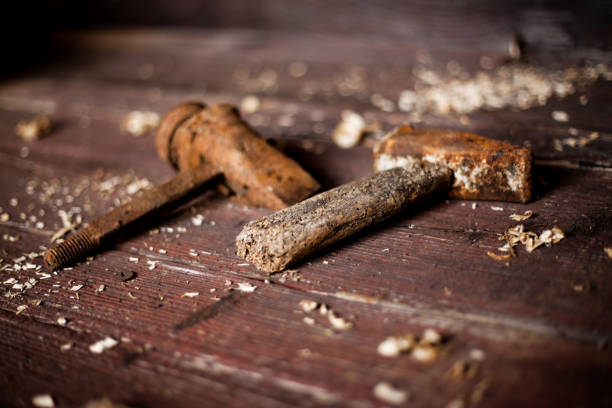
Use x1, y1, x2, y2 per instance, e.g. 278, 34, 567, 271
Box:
1, 21, 611, 408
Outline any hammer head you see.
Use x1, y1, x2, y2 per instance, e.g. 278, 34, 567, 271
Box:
374, 125, 532, 203
156, 102, 320, 210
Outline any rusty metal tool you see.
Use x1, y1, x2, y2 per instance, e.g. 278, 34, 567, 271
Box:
44, 102, 320, 270
236, 125, 532, 273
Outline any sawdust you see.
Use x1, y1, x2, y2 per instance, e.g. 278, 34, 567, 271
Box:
121, 110, 159, 136
509, 210, 533, 221
373, 382, 408, 405
498, 224, 564, 253
332, 110, 366, 148
398, 62, 611, 117
16, 116, 51, 141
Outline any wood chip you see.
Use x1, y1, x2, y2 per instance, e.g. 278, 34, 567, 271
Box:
373, 382, 408, 405
487, 251, 511, 261
605, 247, 612, 258
299, 299, 319, 313
328, 311, 352, 330
377, 335, 415, 357
509, 210, 533, 221
181, 292, 199, 298
411, 345, 439, 362
16, 305, 28, 315
121, 111, 159, 136
89, 337, 119, 354
332, 110, 366, 148
236, 282, 257, 293
552, 110, 569, 122
16, 116, 51, 142
32, 394, 55, 408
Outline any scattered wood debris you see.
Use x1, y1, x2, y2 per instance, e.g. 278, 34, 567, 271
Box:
89, 337, 119, 354
553, 131, 599, 151
32, 394, 55, 408
373, 382, 408, 405
299, 299, 318, 313
498, 224, 564, 253
377, 335, 415, 357
551, 110, 569, 122
448, 360, 478, 380
147, 260, 160, 270
487, 251, 511, 261
332, 110, 366, 148
490, 206, 503, 211
236, 282, 257, 293
377, 328, 444, 362
60, 342, 73, 352
298, 300, 353, 330
181, 292, 199, 298
328, 310, 352, 330
16, 116, 51, 142
240, 95, 261, 114
16, 305, 28, 315
191, 214, 205, 226
95, 284, 106, 293
605, 247, 612, 258
509, 210, 533, 221
398, 63, 611, 117
57, 317, 67, 326
70, 284, 84, 291
128, 257, 139, 263
50, 210, 82, 243
121, 110, 160, 136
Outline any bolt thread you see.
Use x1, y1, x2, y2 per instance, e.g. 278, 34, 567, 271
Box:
44, 230, 99, 270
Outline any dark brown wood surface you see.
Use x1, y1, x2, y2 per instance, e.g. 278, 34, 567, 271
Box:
1, 25, 611, 408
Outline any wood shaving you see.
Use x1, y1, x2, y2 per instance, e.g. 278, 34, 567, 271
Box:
240, 95, 261, 114
95, 284, 105, 293
490, 206, 503, 211
50, 210, 82, 243
332, 110, 366, 148
60, 342, 73, 351
181, 292, 199, 298
303, 316, 315, 325
57, 317, 67, 326
16, 116, 51, 141
128, 257, 139, 263
0, 213, 9, 222
236, 282, 257, 293
509, 210, 533, 221
421, 328, 442, 345
411, 345, 439, 362
398, 63, 611, 116
487, 251, 511, 261
551, 110, 569, 122
147, 260, 159, 270
70, 284, 83, 291
121, 110, 160, 136
373, 382, 408, 405
498, 224, 564, 253
469, 349, 486, 361
553, 131, 599, 151
328, 310, 352, 330
299, 299, 319, 313
89, 337, 119, 354
377, 335, 415, 357
16, 305, 28, 314
32, 394, 55, 408
605, 248, 612, 258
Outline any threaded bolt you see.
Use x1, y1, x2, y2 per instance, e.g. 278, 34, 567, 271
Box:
44, 230, 99, 270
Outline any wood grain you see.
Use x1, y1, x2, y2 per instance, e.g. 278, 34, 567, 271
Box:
1, 26, 611, 408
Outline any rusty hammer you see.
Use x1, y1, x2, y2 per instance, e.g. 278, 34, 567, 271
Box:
236, 125, 532, 273
44, 102, 320, 270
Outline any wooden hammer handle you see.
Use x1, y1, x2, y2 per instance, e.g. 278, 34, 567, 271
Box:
236, 162, 452, 273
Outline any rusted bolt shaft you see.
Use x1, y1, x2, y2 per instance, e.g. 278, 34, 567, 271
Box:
44, 165, 220, 270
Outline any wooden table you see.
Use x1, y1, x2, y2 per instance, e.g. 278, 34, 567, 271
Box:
1, 25, 611, 407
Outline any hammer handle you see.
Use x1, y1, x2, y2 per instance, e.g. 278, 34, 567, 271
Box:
236, 162, 452, 273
